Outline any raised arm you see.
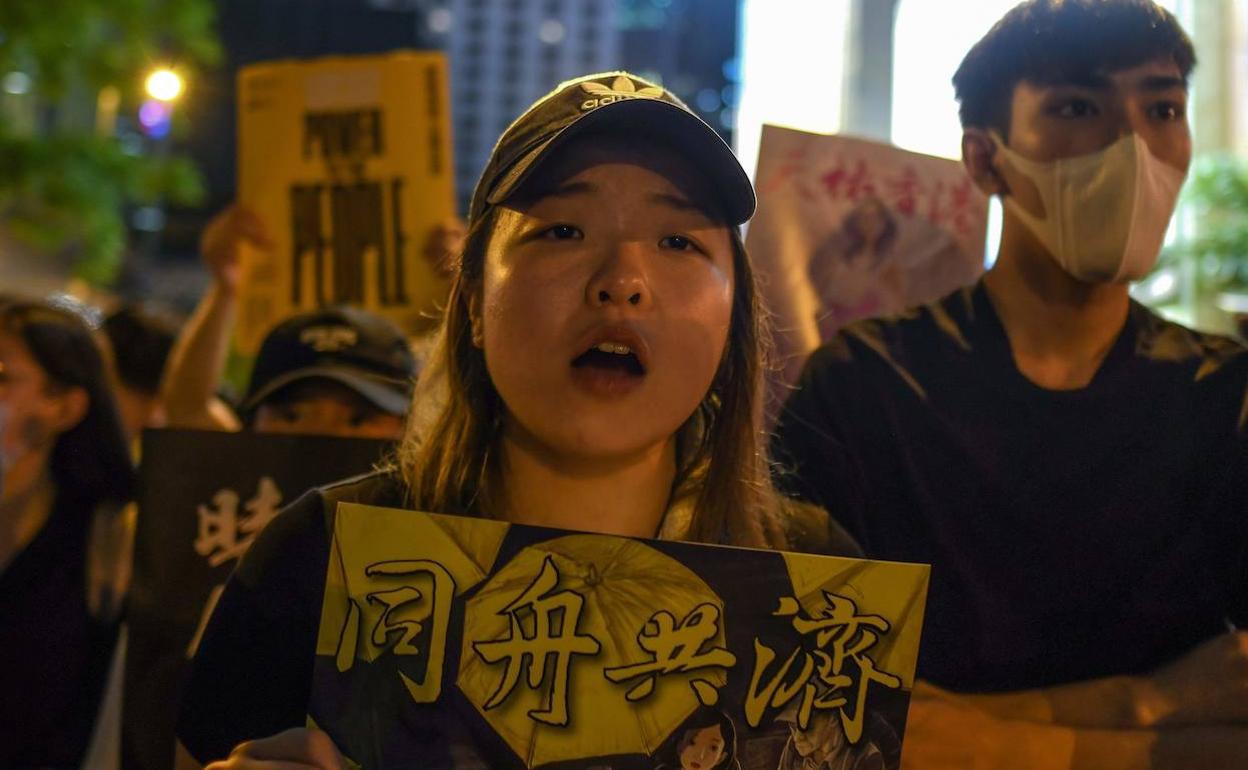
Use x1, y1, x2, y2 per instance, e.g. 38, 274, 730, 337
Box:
161, 205, 271, 431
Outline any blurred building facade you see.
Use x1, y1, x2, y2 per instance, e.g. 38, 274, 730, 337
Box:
188, 0, 739, 218
446, 0, 620, 212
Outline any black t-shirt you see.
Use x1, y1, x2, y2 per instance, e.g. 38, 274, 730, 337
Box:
177, 470, 406, 763
0, 493, 120, 769
772, 281, 1248, 693
177, 470, 862, 763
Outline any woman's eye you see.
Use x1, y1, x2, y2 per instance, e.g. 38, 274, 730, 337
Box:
659, 234, 694, 251
543, 224, 583, 240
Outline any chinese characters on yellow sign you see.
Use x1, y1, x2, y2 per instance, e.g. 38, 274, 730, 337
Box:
313, 504, 929, 770
745, 592, 902, 744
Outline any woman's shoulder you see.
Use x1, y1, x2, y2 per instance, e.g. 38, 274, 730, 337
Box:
233, 467, 407, 587
315, 466, 408, 516
777, 496, 865, 559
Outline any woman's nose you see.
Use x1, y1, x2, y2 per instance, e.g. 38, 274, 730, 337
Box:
587, 243, 650, 308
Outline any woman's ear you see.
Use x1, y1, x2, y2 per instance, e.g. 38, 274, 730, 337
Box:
962, 128, 1007, 198
49, 385, 89, 435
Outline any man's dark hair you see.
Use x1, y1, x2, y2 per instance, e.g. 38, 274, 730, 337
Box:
953, 0, 1196, 133
102, 304, 180, 396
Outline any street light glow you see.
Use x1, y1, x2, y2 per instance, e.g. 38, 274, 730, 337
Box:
145, 69, 184, 102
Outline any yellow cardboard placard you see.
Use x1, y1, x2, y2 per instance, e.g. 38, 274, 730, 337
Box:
235, 51, 454, 355
312, 503, 931, 769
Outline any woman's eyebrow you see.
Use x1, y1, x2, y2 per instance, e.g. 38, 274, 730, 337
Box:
545, 180, 596, 198
648, 192, 704, 213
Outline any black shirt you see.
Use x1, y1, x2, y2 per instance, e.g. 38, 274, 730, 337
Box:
772, 282, 1248, 692
177, 471, 406, 763
0, 494, 120, 769
177, 470, 862, 763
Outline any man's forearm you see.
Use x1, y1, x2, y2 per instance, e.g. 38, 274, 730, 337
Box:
922, 629, 1248, 730
905, 687, 1248, 770
915, 676, 1146, 729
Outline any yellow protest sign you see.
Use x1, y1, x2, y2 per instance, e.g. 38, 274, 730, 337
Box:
235, 51, 454, 355
312, 503, 930, 769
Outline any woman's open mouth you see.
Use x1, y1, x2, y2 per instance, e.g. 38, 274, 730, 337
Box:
571, 342, 646, 376
569, 334, 648, 398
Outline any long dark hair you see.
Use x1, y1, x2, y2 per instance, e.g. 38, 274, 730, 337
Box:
0, 299, 135, 507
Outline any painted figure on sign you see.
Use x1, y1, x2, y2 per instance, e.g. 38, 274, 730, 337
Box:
807, 196, 902, 337
652, 706, 739, 770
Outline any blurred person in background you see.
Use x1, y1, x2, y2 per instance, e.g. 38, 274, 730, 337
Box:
0, 297, 136, 769
160, 206, 460, 439
101, 303, 180, 444
160, 206, 411, 439
228, 304, 418, 438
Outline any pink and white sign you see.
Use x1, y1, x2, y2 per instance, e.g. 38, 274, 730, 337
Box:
747, 127, 989, 398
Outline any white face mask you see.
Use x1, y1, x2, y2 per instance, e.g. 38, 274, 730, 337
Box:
993, 133, 1186, 284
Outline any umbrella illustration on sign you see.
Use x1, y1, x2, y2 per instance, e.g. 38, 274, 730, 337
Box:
457, 534, 734, 768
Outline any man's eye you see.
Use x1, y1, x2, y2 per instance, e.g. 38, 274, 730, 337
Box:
659, 234, 694, 251
1054, 99, 1099, 118
1150, 102, 1185, 121
542, 224, 583, 240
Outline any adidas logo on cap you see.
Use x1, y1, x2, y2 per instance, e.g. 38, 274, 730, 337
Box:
579, 75, 665, 112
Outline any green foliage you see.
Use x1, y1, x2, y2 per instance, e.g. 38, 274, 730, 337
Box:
1162, 154, 1248, 291
0, 0, 220, 286
0, 130, 205, 283
0, 0, 221, 100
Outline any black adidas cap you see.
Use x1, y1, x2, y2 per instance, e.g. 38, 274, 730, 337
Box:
468, 71, 755, 226
240, 306, 417, 418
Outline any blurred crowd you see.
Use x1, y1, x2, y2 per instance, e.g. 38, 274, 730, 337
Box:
0, 201, 464, 763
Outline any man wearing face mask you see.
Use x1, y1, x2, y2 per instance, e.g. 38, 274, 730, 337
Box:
773, 1, 1248, 766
